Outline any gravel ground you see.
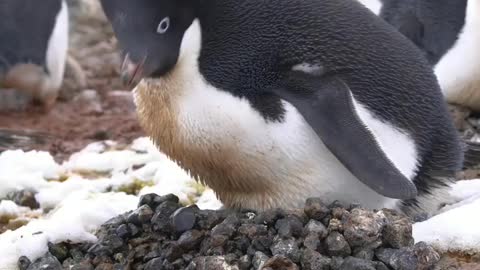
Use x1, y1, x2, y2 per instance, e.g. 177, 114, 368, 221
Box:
17, 194, 442, 270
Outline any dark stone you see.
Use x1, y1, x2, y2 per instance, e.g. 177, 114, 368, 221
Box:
300, 249, 331, 270
238, 255, 251, 270
115, 224, 129, 239
252, 251, 270, 269
413, 242, 440, 269
95, 263, 114, 270
263, 255, 299, 270
339, 257, 376, 270
7, 189, 40, 209
138, 193, 179, 209
170, 206, 196, 233
375, 248, 417, 270
303, 233, 321, 251
164, 243, 185, 262
127, 223, 140, 237
381, 209, 414, 248
191, 256, 236, 270
151, 201, 181, 232
251, 234, 274, 253
211, 214, 240, 238
270, 236, 301, 263
70, 261, 94, 270
177, 230, 204, 251
254, 208, 285, 226
332, 208, 349, 220
238, 223, 268, 239
275, 216, 303, 238
48, 242, 69, 262
374, 262, 390, 270
343, 208, 385, 248
127, 205, 154, 225
353, 246, 375, 261
304, 220, 328, 239
196, 210, 225, 230
327, 218, 343, 232
325, 231, 351, 257
18, 256, 31, 270
26, 253, 62, 270
144, 258, 163, 270
330, 257, 344, 270
101, 235, 124, 252
304, 198, 330, 221
87, 244, 112, 256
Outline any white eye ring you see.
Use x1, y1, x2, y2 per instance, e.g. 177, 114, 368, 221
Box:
157, 17, 170, 34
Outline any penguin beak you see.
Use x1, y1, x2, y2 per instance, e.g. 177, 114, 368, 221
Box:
120, 53, 146, 87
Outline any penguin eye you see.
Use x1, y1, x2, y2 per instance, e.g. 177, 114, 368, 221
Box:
156, 17, 170, 34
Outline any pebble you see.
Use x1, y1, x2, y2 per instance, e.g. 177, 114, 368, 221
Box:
275, 216, 304, 238
144, 258, 163, 270
26, 253, 62, 270
263, 255, 299, 270
48, 242, 69, 262
7, 189, 40, 209
127, 205, 154, 225
343, 209, 385, 248
177, 230, 205, 250
300, 249, 331, 270
381, 209, 414, 248
270, 236, 301, 263
252, 251, 270, 269
18, 256, 31, 270
375, 248, 417, 270
151, 201, 181, 232
138, 193, 179, 211
304, 198, 330, 221
340, 256, 376, 270
170, 206, 197, 233
325, 231, 352, 257
303, 219, 328, 239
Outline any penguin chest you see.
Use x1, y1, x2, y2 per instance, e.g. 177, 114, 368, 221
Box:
134, 75, 399, 211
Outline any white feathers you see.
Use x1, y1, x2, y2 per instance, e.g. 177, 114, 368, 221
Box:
350, 95, 419, 180
356, 0, 383, 15
434, 0, 480, 110
44, 0, 69, 95
291, 63, 324, 75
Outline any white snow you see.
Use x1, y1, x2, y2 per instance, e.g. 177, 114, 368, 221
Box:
196, 189, 223, 210
0, 201, 30, 217
413, 179, 480, 254
0, 192, 138, 269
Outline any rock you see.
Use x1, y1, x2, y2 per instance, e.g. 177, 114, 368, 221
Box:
197, 210, 226, 230
101, 235, 124, 252
127, 205, 154, 225
374, 262, 389, 270
151, 201, 181, 232
263, 255, 299, 270
353, 246, 375, 261
95, 263, 114, 270
304, 198, 330, 221
300, 249, 331, 270
328, 218, 343, 232
252, 251, 270, 270
48, 242, 69, 262
238, 255, 251, 270
144, 258, 163, 270
191, 256, 240, 270
211, 214, 239, 238
254, 208, 285, 226
18, 256, 31, 270
375, 248, 417, 270
7, 189, 40, 209
170, 206, 197, 233
127, 223, 140, 237
303, 233, 321, 251
325, 231, 351, 257
27, 253, 62, 270
275, 216, 303, 238
304, 220, 328, 239
413, 242, 440, 270
115, 224, 129, 239
270, 236, 301, 263
330, 257, 345, 270
138, 193, 179, 209
381, 209, 414, 248
238, 223, 268, 239
177, 230, 204, 251
340, 257, 376, 270
343, 209, 385, 248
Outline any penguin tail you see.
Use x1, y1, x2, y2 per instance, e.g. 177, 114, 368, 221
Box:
463, 140, 480, 169
0, 128, 52, 151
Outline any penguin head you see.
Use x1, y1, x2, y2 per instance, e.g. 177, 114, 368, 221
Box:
100, 0, 195, 85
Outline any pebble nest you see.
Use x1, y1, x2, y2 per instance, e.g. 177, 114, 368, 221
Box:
18, 194, 440, 270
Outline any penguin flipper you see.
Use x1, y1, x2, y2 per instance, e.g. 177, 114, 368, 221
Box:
271, 74, 418, 200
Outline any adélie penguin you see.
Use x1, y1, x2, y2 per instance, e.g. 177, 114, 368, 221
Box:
100, 0, 468, 217
357, 0, 480, 111
0, 0, 69, 111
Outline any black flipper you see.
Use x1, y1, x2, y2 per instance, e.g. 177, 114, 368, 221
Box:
270, 74, 418, 199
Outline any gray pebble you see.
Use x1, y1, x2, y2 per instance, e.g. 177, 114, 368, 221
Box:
177, 230, 204, 251
7, 189, 40, 209
252, 251, 270, 270
18, 256, 31, 270
381, 209, 414, 248
170, 206, 196, 233
300, 249, 331, 270
115, 224, 129, 239
304, 198, 330, 221
26, 253, 62, 270
254, 208, 285, 226
238, 255, 251, 270
238, 223, 268, 239
275, 216, 303, 238
263, 255, 299, 270
375, 248, 417, 270
325, 231, 351, 257
343, 208, 385, 248
270, 236, 301, 263
328, 218, 343, 232
330, 257, 345, 270
151, 201, 180, 232
191, 256, 240, 270
144, 258, 163, 270
304, 220, 328, 239
340, 257, 376, 270
413, 241, 440, 269
303, 233, 321, 251
211, 215, 239, 238
48, 242, 69, 262
127, 205, 154, 225
138, 193, 179, 209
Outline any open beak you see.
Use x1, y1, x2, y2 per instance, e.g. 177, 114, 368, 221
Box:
120, 53, 146, 87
